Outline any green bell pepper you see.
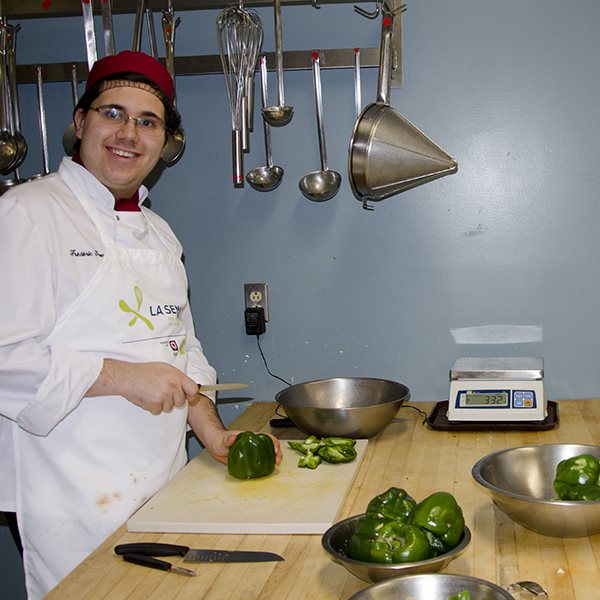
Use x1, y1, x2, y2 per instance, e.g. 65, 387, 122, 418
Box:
227, 431, 276, 480
555, 454, 600, 486
409, 491, 465, 551
567, 484, 600, 501
367, 521, 434, 564
448, 592, 471, 600
365, 487, 416, 524
347, 517, 388, 561
553, 454, 600, 500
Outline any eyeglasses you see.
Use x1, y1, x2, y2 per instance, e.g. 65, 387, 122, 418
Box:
89, 105, 166, 137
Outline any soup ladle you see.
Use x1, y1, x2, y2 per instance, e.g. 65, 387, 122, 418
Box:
246, 54, 283, 192
0, 24, 18, 175
261, 0, 293, 127
299, 51, 341, 202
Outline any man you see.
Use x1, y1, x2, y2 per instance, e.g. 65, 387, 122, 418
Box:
0, 51, 281, 599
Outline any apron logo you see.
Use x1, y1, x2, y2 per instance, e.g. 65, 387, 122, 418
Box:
118, 285, 155, 330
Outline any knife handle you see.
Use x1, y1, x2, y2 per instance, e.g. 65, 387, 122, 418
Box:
114, 542, 189, 557
122, 553, 172, 571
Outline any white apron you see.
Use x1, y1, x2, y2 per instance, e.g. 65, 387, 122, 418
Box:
16, 170, 190, 599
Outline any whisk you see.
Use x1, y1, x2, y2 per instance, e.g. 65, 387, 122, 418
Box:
216, 2, 262, 187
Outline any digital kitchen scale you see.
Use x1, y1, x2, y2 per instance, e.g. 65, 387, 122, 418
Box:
447, 357, 546, 422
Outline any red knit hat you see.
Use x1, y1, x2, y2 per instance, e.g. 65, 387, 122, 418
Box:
85, 50, 174, 101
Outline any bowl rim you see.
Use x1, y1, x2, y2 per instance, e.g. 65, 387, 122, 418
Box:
348, 572, 513, 599
321, 513, 472, 568
472, 442, 600, 506
275, 377, 411, 408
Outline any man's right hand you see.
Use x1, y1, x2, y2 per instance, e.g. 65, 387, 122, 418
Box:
85, 358, 200, 414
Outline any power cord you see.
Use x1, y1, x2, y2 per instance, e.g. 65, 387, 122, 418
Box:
255, 334, 292, 388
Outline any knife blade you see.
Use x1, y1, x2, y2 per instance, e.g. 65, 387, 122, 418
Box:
121, 552, 197, 577
115, 542, 284, 563
197, 383, 249, 393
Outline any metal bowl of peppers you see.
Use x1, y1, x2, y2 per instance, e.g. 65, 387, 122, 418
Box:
321, 487, 471, 583
472, 443, 600, 537
275, 377, 410, 439
348, 573, 513, 600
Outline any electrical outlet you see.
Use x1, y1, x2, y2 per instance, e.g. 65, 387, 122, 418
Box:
244, 283, 269, 322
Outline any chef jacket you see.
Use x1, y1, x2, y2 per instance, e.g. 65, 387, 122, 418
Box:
0, 157, 217, 597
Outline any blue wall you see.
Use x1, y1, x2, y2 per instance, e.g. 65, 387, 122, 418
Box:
3, 1, 600, 595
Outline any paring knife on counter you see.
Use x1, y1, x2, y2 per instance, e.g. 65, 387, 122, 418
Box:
115, 542, 284, 564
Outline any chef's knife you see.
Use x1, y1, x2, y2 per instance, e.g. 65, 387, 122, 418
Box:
197, 383, 249, 393
115, 542, 284, 563
121, 552, 196, 577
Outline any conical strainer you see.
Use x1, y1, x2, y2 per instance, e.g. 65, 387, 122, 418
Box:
348, 6, 457, 210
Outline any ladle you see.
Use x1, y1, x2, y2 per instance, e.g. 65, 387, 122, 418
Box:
261, 0, 293, 127
0, 23, 18, 175
299, 51, 341, 202
62, 64, 79, 156
160, 3, 186, 166
246, 54, 283, 192
28, 65, 50, 181
5, 24, 26, 171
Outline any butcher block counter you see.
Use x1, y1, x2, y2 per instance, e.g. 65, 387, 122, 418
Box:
46, 400, 600, 599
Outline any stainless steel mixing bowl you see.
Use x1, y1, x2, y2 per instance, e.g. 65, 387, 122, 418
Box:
348, 573, 513, 599
321, 514, 471, 583
275, 377, 410, 438
472, 443, 600, 537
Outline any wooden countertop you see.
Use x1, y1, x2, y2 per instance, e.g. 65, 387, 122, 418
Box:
46, 400, 600, 599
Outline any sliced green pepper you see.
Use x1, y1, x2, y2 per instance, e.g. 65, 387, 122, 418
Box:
365, 487, 417, 524
409, 491, 465, 551
227, 431, 276, 480
317, 444, 357, 464
287, 436, 324, 455
298, 453, 322, 469
322, 437, 357, 448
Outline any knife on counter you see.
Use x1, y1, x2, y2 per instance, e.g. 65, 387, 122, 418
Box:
115, 542, 284, 563
121, 552, 197, 577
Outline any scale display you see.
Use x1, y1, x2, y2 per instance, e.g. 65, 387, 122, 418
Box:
447, 358, 546, 422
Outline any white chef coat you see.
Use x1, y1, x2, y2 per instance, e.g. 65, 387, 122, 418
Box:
0, 158, 217, 598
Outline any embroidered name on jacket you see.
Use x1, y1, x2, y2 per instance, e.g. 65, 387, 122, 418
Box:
70, 249, 104, 257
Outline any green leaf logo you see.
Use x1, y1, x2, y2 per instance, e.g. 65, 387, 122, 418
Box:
119, 285, 155, 330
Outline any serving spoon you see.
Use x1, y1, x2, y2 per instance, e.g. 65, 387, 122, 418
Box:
246, 54, 283, 192
261, 0, 293, 127
298, 51, 341, 202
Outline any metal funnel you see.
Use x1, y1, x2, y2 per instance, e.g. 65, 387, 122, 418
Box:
348, 6, 457, 210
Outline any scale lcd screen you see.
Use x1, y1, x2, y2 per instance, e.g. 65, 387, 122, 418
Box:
463, 392, 509, 407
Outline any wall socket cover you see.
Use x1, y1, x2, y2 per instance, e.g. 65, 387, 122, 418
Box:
244, 283, 269, 322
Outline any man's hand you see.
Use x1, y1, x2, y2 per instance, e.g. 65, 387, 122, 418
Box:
201, 428, 283, 466
85, 358, 199, 414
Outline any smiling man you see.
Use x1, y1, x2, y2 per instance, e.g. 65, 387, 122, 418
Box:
0, 51, 281, 600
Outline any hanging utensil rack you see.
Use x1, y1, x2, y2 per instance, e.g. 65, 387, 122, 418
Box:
4, 0, 402, 87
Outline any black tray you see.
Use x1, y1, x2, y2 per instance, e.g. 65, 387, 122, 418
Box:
427, 400, 559, 431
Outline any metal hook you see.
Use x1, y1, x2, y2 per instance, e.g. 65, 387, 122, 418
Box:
311, 0, 321, 9
354, 0, 381, 20
361, 196, 375, 211
383, 1, 407, 16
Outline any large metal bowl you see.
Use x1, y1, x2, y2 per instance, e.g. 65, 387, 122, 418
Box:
275, 377, 410, 438
348, 573, 513, 600
321, 514, 471, 583
472, 443, 600, 537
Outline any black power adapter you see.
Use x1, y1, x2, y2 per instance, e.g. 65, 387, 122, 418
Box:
244, 306, 266, 335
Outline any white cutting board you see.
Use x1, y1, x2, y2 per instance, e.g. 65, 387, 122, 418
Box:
127, 439, 368, 535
